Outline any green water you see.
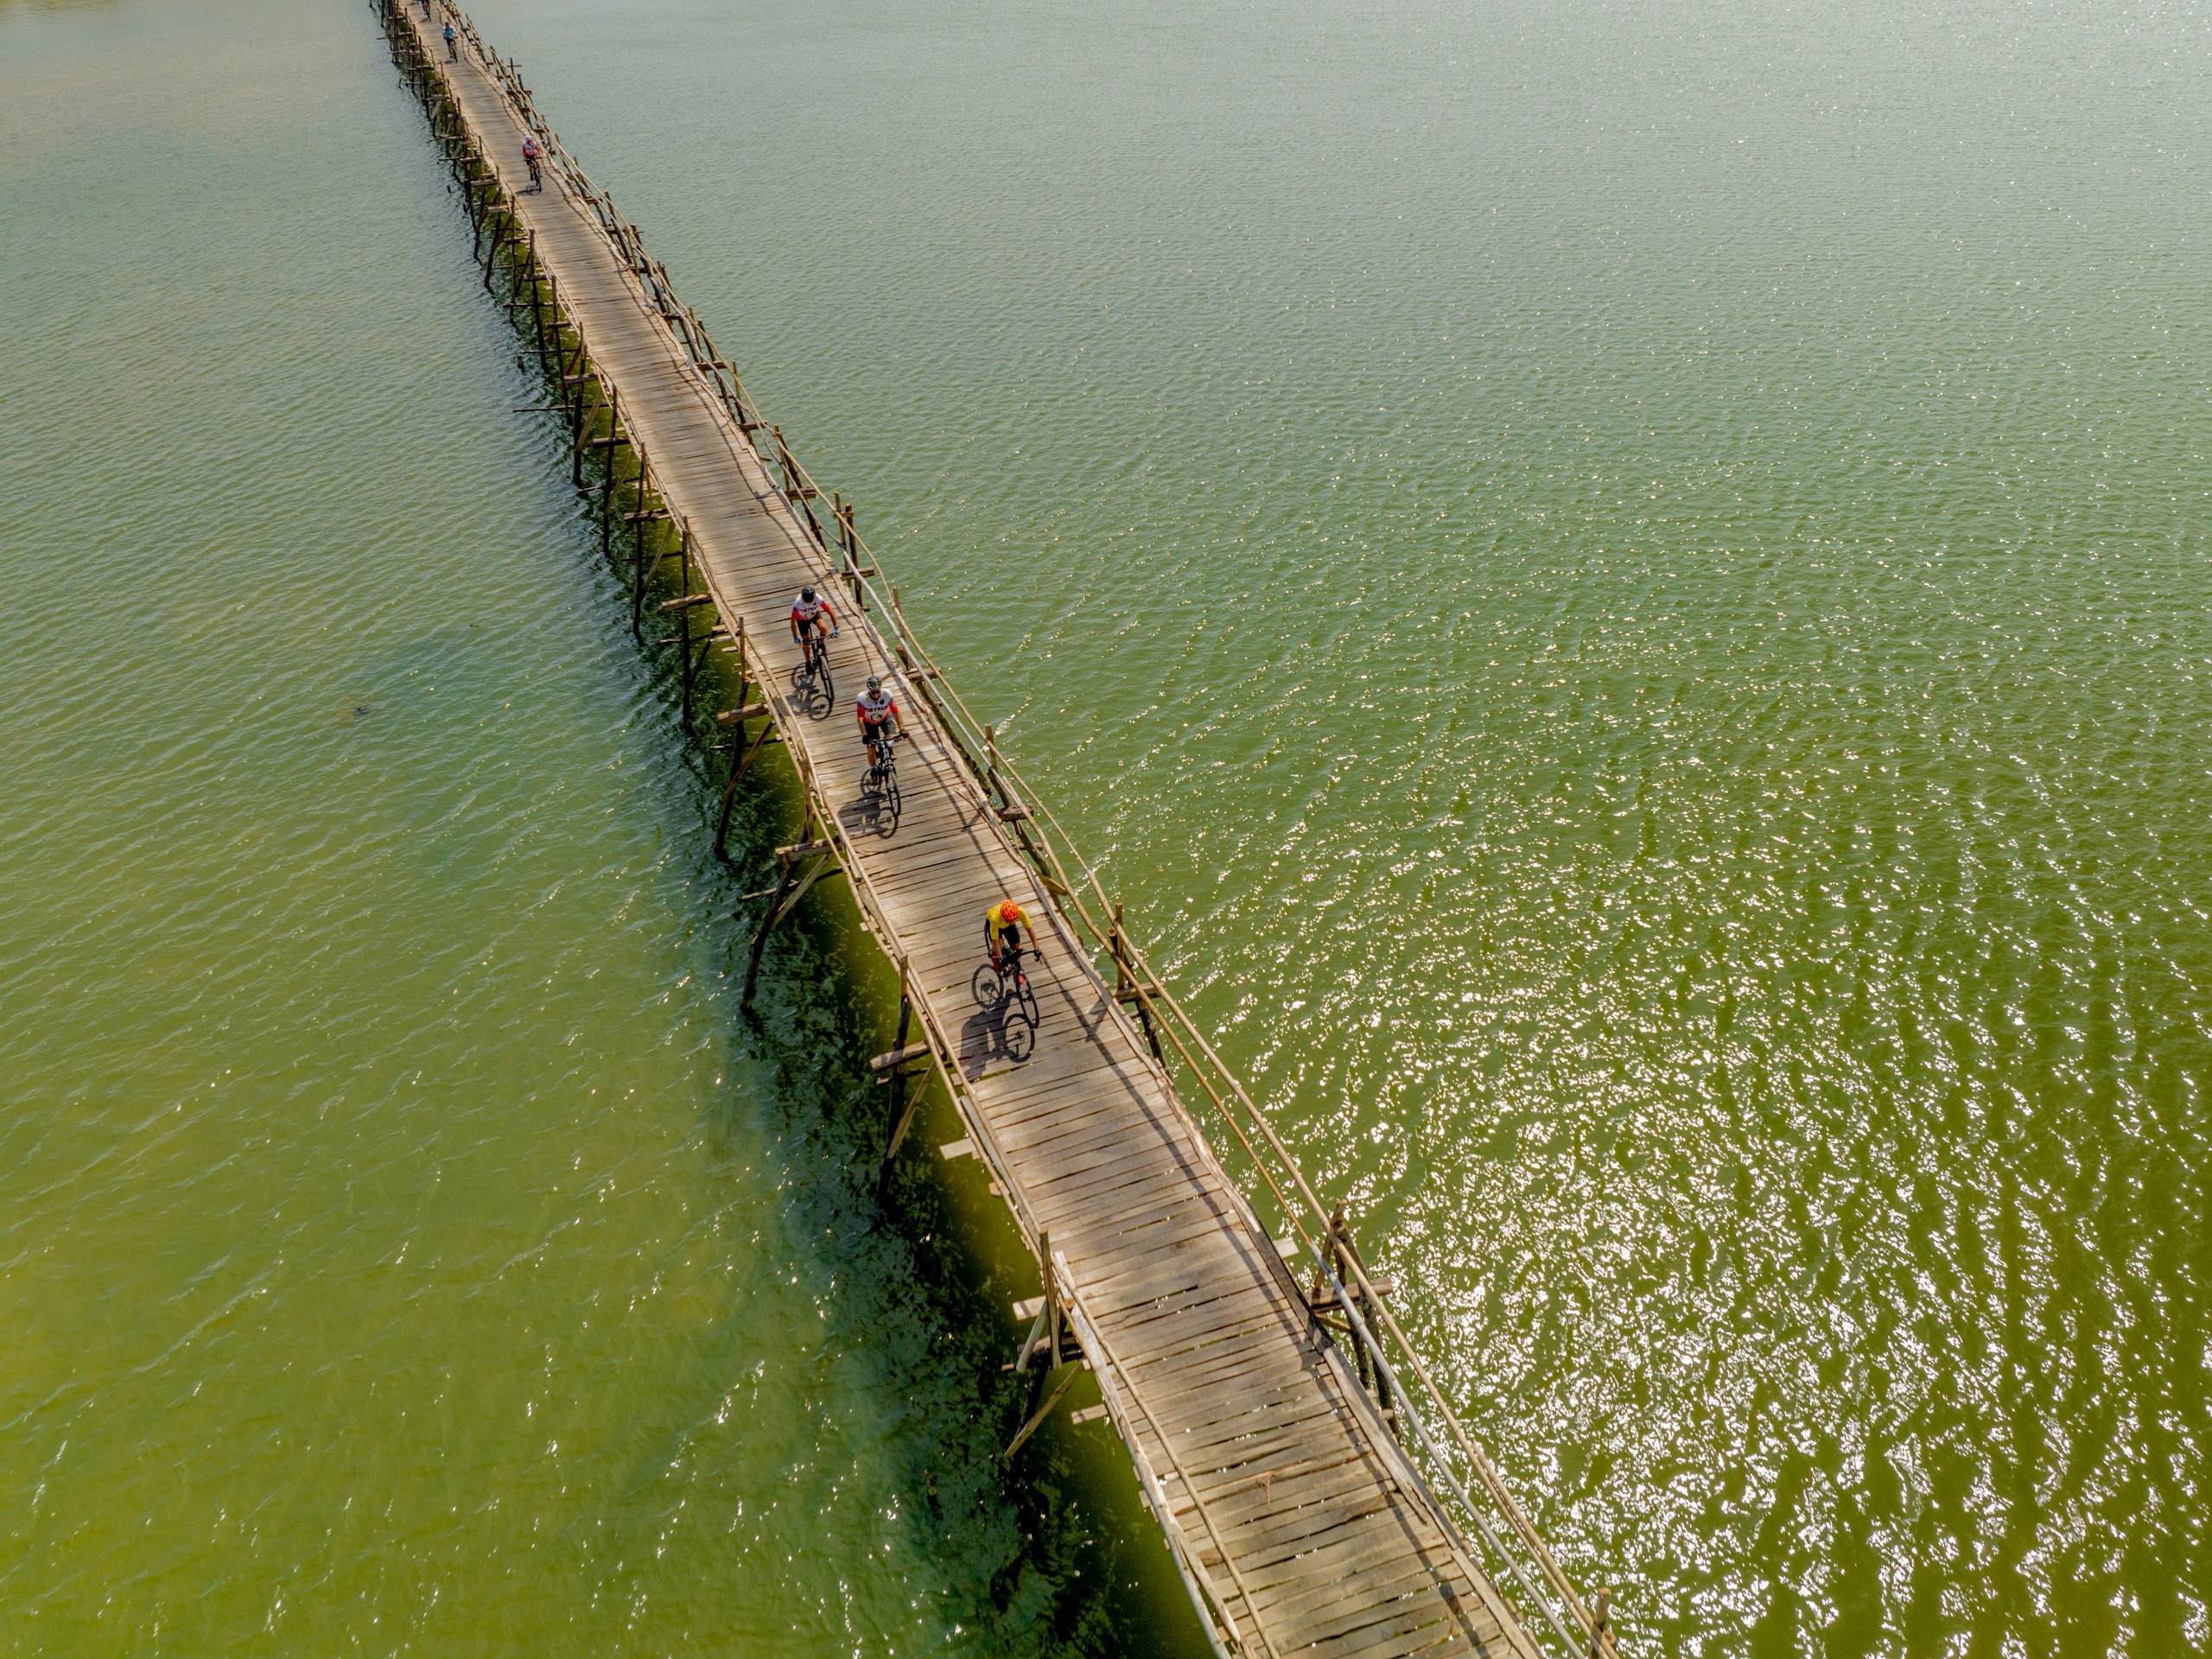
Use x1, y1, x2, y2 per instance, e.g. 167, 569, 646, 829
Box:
4, 0, 2208, 1653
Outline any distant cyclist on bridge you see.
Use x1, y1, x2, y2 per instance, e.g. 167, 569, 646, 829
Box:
522, 134, 543, 192
443, 20, 457, 58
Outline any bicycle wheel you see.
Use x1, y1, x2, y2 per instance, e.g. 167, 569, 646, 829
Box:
880, 760, 901, 833
1014, 969, 1039, 1027
971, 962, 1005, 1010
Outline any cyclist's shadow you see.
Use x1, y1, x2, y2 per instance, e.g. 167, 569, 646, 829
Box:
788, 658, 835, 720
961, 963, 1036, 1076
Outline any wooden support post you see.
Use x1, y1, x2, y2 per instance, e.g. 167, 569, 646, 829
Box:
525, 232, 550, 375
541, 269, 562, 385
711, 622, 761, 858
629, 466, 654, 639
772, 425, 796, 502
474, 164, 493, 245
676, 527, 697, 728
836, 498, 866, 610
1586, 1591, 1611, 1658
1014, 1296, 1050, 1379
712, 721, 775, 857
1014, 1230, 1059, 1375
763, 429, 823, 546
1112, 902, 1167, 1064
740, 858, 804, 1013
504, 225, 529, 311
562, 334, 590, 485
1328, 1206, 1377, 1396
874, 990, 918, 1197
1005, 1363, 1081, 1462
1044, 1236, 1063, 1370
600, 391, 620, 556
1334, 1211, 1403, 1440
1019, 1234, 1066, 1425
482, 221, 504, 292
983, 726, 1007, 810
740, 838, 839, 1010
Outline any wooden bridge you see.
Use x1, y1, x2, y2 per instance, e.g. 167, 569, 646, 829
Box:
376, 6, 1618, 1656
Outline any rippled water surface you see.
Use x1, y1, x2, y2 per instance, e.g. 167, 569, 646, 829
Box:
6, 0, 2209, 1652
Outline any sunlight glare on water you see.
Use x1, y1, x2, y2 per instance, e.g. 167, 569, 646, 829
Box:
3, 0, 2209, 1653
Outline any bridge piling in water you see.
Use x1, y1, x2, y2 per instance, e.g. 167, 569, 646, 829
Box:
374, 3, 1620, 1653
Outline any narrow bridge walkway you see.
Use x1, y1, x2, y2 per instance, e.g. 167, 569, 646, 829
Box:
382, 7, 1561, 1656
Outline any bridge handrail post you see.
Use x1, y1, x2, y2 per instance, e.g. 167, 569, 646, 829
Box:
1333, 1236, 1605, 1645
1305, 1237, 1596, 1657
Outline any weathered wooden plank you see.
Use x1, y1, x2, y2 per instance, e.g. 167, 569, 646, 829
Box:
1313, 1597, 1501, 1659
1257, 1552, 1466, 1637
1154, 1396, 1357, 1479
1165, 1448, 1399, 1545
1298, 1593, 1471, 1659
1027, 1157, 1206, 1225
1096, 1283, 1285, 1357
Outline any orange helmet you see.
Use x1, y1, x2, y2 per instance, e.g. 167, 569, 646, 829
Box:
995, 899, 1027, 925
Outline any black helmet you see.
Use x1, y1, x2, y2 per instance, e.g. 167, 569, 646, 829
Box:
866, 676, 882, 693
800, 586, 815, 601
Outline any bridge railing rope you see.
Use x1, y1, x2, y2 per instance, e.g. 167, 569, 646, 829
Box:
413, 7, 1618, 1652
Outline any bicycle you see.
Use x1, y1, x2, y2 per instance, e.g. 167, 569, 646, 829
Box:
793, 622, 834, 712
975, 928, 1040, 1035
524, 153, 542, 193
863, 727, 903, 833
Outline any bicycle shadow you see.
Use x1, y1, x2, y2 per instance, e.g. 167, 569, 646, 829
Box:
787, 658, 836, 721
960, 963, 1036, 1077
842, 782, 899, 840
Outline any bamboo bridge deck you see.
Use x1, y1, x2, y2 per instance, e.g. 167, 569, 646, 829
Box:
376, 7, 1612, 1656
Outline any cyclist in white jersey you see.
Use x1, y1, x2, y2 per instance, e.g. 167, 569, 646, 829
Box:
789, 586, 839, 654
855, 677, 903, 761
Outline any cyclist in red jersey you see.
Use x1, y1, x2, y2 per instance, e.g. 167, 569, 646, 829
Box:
790, 586, 839, 652
855, 676, 903, 762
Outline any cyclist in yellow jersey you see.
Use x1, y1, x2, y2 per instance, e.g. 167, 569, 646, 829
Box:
984, 899, 1029, 974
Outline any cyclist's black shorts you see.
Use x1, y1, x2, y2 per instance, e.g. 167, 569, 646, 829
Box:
861, 719, 895, 747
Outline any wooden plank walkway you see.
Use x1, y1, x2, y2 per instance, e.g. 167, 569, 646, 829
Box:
380, 8, 1559, 1656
